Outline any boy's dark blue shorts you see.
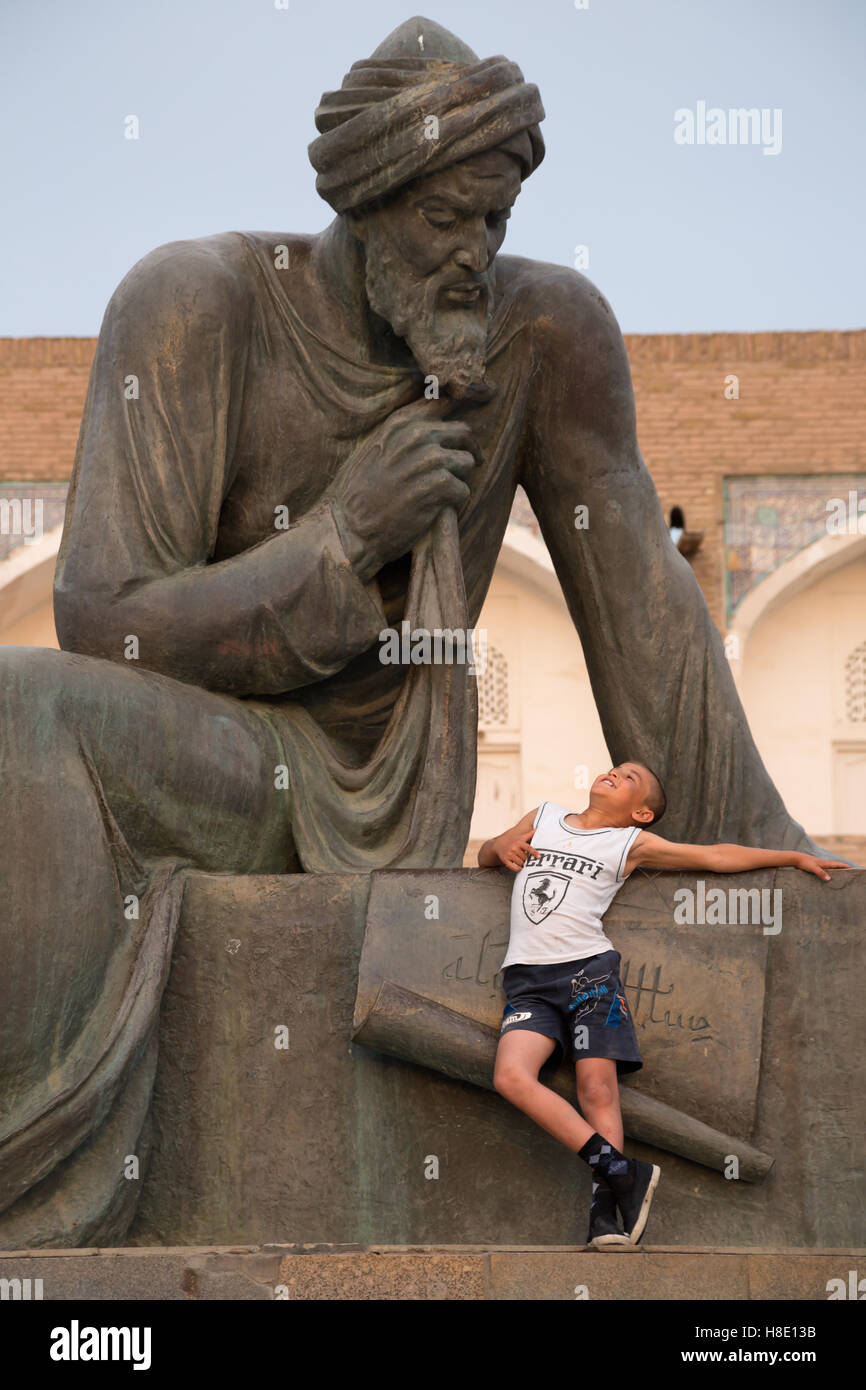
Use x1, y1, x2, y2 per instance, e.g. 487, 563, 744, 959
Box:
499, 949, 642, 1075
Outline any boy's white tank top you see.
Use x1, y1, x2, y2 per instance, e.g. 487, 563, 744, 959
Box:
502, 801, 641, 968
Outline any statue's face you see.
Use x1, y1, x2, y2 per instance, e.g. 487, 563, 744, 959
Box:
348, 149, 522, 399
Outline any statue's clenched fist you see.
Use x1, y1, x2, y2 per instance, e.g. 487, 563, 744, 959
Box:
327, 395, 480, 583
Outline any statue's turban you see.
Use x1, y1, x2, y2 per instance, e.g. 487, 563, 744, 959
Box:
308, 16, 545, 214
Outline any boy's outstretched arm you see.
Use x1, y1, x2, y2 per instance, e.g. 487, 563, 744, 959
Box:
478, 807, 542, 870
624, 832, 851, 882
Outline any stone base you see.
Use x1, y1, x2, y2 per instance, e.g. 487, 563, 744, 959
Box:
125, 868, 864, 1248
1, 1245, 863, 1300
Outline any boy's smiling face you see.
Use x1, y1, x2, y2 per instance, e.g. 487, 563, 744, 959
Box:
590, 763, 657, 826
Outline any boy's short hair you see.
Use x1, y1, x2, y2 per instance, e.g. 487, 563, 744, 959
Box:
638, 764, 666, 826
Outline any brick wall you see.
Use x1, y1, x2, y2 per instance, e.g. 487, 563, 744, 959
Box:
628, 331, 866, 627
0, 339, 93, 482
2, 331, 865, 630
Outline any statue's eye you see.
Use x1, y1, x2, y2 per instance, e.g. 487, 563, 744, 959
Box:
487, 208, 512, 228
422, 208, 458, 230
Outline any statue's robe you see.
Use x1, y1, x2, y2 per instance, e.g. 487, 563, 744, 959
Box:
0, 231, 819, 1247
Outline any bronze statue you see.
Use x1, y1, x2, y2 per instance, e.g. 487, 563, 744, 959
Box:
0, 16, 832, 1249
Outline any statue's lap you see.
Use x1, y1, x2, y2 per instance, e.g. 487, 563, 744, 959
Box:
0, 643, 293, 873
0, 643, 294, 1102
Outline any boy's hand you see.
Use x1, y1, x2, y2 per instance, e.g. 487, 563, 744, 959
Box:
477, 807, 541, 869
495, 830, 542, 872
794, 853, 851, 882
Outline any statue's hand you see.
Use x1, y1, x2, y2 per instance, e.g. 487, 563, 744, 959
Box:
327, 396, 480, 583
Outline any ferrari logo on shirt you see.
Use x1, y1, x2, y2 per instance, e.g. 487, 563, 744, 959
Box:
522, 870, 570, 923
528, 847, 605, 879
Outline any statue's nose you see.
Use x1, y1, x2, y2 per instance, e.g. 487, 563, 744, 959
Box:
454, 234, 488, 273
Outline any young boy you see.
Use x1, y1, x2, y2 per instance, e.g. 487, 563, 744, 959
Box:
479, 762, 848, 1249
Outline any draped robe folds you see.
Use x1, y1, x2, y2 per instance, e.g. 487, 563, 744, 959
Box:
0, 230, 822, 1247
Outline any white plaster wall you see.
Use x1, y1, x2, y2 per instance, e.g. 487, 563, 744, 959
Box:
474, 562, 610, 827
739, 558, 866, 834
0, 534, 60, 648
0, 599, 58, 647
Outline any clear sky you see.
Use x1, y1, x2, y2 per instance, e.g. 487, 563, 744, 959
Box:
1, 0, 863, 336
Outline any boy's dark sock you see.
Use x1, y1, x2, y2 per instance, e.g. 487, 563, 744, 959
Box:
578, 1132, 635, 1194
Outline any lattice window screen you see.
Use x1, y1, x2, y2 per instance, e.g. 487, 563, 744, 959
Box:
844, 641, 866, 722
477, 646, 509, 727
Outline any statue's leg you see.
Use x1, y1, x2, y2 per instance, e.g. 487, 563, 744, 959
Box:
0, 645, 294, 1248
566, 458, 827, 852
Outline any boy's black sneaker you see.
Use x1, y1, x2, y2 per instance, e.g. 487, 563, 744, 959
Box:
616, 1160, 660, 1244
586, 1184, 632, 1249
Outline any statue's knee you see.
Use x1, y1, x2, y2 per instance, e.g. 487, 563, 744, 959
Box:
0, 645, 81, 714
0, 643, 56, 686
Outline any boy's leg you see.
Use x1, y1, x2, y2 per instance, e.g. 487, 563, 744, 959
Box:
495, 1034, 633, 1247
574, 1056, 660, 1244
575, 1057, 630, 1243
575, 1057, 623, 1149
493, 1030, 597, 1151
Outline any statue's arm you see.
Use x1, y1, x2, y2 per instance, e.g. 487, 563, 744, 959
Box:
517, 267, 693, 719
54, 240, 386, 696
519, 267, 671, 577
514, 267, 823, 850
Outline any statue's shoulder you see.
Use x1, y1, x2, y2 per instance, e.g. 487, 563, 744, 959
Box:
104, 231, 306, 323
495, 254, 627, 367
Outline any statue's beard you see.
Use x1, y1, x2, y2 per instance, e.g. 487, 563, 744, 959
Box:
364, 240, 495, 401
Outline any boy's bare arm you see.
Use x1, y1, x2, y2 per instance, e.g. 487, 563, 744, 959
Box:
478, 807, 542, 870
624, 832, 851, 881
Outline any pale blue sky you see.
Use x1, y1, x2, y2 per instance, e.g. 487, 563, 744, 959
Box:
1, 0, 863, 336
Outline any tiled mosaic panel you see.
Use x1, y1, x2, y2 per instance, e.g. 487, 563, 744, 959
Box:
724, 474, 866, 622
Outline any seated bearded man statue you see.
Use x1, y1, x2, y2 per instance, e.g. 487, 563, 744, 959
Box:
0, 17, 828, 1249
